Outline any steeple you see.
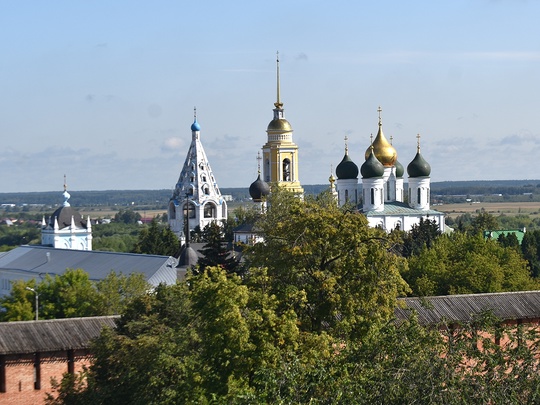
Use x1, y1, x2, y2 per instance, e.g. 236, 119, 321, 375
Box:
168, 112, 228, 241
274, 51, 283, 110
262, 52, 304, 195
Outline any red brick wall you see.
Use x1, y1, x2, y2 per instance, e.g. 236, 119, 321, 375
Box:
0, 350, 92, 405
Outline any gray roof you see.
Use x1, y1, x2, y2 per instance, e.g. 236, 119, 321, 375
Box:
0, 246, 178, 286
396, 290, 540, 325
0, 316, 118, 355
362, 201, 444, 216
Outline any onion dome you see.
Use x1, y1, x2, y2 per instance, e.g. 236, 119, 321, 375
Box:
361, 148, 385, 178
407, 135, 431, 177
365, 107, 397, 167
249, 174, 270, 202
191, 119, 200, 132
336, 148, 359, 180
395, 160, 405, 178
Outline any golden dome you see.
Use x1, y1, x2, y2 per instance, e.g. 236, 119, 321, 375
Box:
267, 118, 292, 132
364, 107, 397, 167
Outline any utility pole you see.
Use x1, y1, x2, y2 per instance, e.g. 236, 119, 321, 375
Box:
25, 287, 39, 321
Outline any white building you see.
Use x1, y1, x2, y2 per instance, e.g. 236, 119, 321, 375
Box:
41, 183, 92, 251
168, 111, 227, 241
335, 107, 446, 233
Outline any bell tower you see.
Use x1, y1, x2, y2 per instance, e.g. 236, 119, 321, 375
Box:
261, 52, 304, 195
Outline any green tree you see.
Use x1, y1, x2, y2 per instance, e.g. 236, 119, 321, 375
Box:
245, 189, 409, 339
114, 209, 142, 224
197, 222, 239, 273
470, 210, 498, 235
405, 232, 538, 296
133, 219, 179, 256
401, 217, 441, 257
0, 279, 37, 321
94, 272, 150, 315
39, 269, 99, 319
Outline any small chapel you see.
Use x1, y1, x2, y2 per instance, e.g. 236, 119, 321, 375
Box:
41, 178, 93, 250
334, 107, 446, 233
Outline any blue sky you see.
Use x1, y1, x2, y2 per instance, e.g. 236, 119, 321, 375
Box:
1, 0, 539, 192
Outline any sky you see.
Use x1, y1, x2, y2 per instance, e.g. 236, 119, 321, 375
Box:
1, 0, 540, 193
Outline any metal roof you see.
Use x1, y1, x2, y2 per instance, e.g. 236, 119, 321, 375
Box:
396, 290, 540, 325
0, 245, 178, 286
0, 316, 118, 355
363, 201, 444, 216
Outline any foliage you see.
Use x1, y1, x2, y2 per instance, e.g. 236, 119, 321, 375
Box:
133, 219, 179, 256
92, 222, 140, 252
401, 217, 441, 257
196, 222, 239, 274
0, 270, 149, 321
114, 209, 142, 224
404, 232, 538, 296
0, 222, 40, 251
49, 271, 540, 404
522, 230, 540, 277
245, 189, 409, 339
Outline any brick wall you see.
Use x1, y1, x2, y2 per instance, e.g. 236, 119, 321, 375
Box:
0, 350, 91, 405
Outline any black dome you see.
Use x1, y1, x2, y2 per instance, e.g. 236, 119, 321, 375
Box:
407, 152, 431, 177
361, 150, 384, 178
49, 206, 86, 229
335, 153, 359, 180
249, 174, 270, 202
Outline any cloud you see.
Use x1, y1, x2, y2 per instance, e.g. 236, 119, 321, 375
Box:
160, 137, 184, 153
296, 53, 308, 61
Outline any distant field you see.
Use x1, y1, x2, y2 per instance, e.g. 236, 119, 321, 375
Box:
438, 202, 540, 219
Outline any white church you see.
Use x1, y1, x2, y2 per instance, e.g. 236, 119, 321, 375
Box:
335, 107, 446, 233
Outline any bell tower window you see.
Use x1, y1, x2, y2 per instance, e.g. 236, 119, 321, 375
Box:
283, 158, 291, 181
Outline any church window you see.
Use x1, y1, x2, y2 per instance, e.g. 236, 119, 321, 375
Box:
183, 203, 196, 219
190, 175, 194, 183
204, 203, 216, 218
418, 188, 421, 205
202, 175, 207, 182
169, 202, 176, 220
283, 158, 291, 181
203, 185, 210, 195
345, 189, 349, 202
387, 184, 390, 200
188, 187, 194, 196
370, 188, 374, 205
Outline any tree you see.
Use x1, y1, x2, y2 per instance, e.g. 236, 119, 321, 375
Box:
470, 210, 498, 235
0, 269, 150, 321
404, 232, 538, 296
0, 279, 37, 321
114, 209, 142, 224
245, 189, 409, 339
197, 222, 239, 273
93, 272, 150, 315
401, 217, 441, 257
133, 219, 179, 256
39, 269, 99, 319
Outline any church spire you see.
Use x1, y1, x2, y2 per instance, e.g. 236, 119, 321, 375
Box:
274, 51, 283, 109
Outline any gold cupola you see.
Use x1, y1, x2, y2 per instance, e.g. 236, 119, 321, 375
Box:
364, 106, 397, 167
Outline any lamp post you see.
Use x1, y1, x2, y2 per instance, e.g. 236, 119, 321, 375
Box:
25, 287, 39, 321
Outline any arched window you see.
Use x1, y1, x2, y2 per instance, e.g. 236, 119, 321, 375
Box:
282, 158, 291, 181
183, 202, 196, 219
418, 188, 421, 205
169, 202, 176, 220
204, 203, 216, 218
370, 188, 375, 205
265, 159, 270, 182
345, 189, 349, 202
